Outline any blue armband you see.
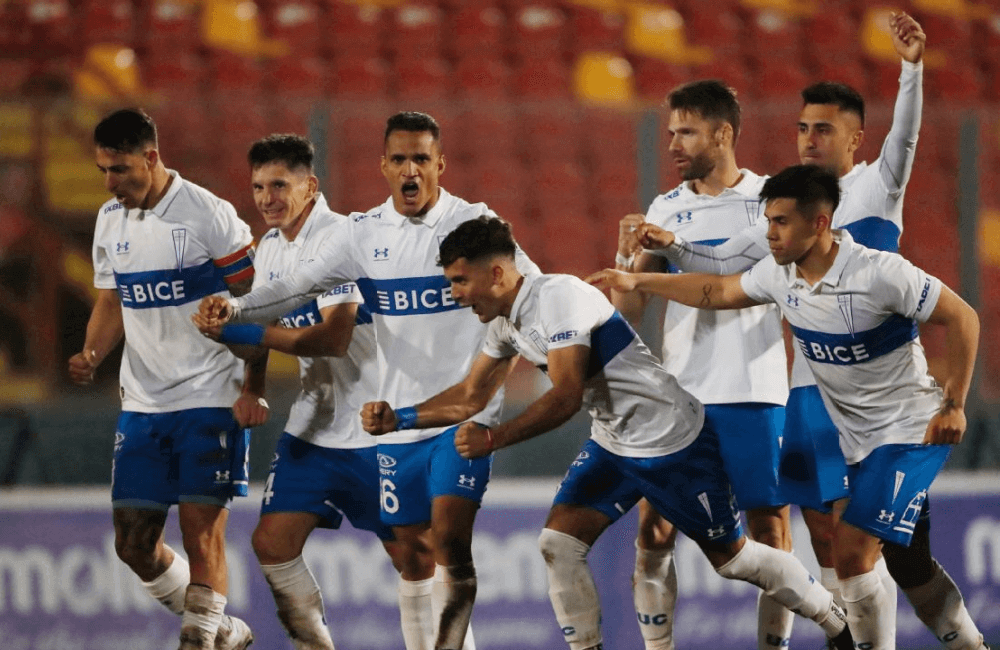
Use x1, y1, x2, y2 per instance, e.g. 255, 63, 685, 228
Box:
394, 406, 419, 430
217, 324, 266, 346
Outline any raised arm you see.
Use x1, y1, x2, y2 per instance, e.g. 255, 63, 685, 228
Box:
922, 285, 979, 445
454, 344, 589, 459
68, 288, 124, 384
642, 220, 770, 275
361, 352, 517, 435
878, 12, 925, 194
587, 268, 761, 311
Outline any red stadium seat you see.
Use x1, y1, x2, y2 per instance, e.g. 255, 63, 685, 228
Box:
519, 105, 582, 164
982, 60, 1000, 102
803, 12, 862, 61
512, 58, 572, 100
742, 8, 803, 64
394, 56, 450, 101
510, 3, 566, 60
912, 10, 974, 60
691, 58, 753, 102
682, 7, 742, 56
27, 0, 75, 55
567, 4, 626, 54
810, 55, 870, 99
925, 65, 983, 103
450, 4, 506, 58
453, 55, 511, 100
389, 3, 444, 56
268, 101, 315, 136
0, 2, 31, 55
140, 50, 205, 97
0, 59, 34, 95
334, 110, 390, 158
591, 163, 639, 219
452, 108, 518, 161
631, 57, 689, 101
335, 158, 387, 213
327, 2, 386, 57
261, 0, 323, 56
532, 160, 587, 201
79, 0, 135, 46
865, 59, 906, 102
971, 11, 1000, 64
147, 100, 211, 165
752, 59, 810, 100
212, 98, 270, 163
267, 55, 326, 98
328, 54, 390, 100
581, 108, 637, 170
139, 0, 201, 55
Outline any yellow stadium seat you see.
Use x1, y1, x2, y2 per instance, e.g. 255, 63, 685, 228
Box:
625, 3, 711, 65
740, 0, 818, 17
981, 209, 1000, 267
573, 52, 635, 105
911, 0, 991, 20
74, 44, 142, 100
201, 0, 287, 56
0, 103, 34, 158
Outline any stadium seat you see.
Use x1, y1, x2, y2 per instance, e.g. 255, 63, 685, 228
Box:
74, 44, 143, 100
268, 100, 317, 136
865, 58, 907, 102
393, 56, 450, 100
267, 55, 326, 98
0, 103, 34, 158
631, 57, 688, 101
625, 3, 713, 64
450, 4, 506, 58
752, 59, 810, 100
581, 108, 636, 169
532, 160, 588, 201
803, 11, 862, 60
0, 60, 34, 95
336, 158, 388, 213
328, 54, 391, 99
742, 8, 803, 64
453, 55, 511, 100
389, 3, 444, 56
911, 9, 975, 59
512, 58, 573, 100
981, 59, 1000, 102
971, 10, 1000, 64
334, 110, 390, 158
567, 4, 626, 54
326, 1, 386, 56
511, 3, 566, 60
139, 0, 201, 55
26, 0, 75, 55
201, 0, 287, 57
0, 2, 31, 54
925, 65, 982, 103
140, 50, 204, 96
212, 98, 270, 162
519, 105, 582, 163
573, 52, 635, 106
681, 6, 742, 57
691, 58, 753, 101
207, 50, 263, 93
809, 55, 870, 99
261, 0, 323, 56
79, 0, 135, 46
452, 108, 518, 161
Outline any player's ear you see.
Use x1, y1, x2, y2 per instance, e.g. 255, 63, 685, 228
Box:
438, 153, 446, 176
307, 174, 319, 196
849, 128, 864, 154
715, 122, 734, 148
144, 147, 159, 169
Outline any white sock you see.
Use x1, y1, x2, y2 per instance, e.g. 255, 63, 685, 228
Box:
874, 556, 897, 643
633, 545, 676, 650
538, 528, 603, 650
260, 556, 335, 650
840, 571, 895, 650
820, 567, 844, 609
431, 563, 477, 650
902, 561, 985, 650
716, 540, 846, 638
758, 590, 795, 650
399, 577, 434, 650
142, 549, 188, 615
179, 584, 226, 650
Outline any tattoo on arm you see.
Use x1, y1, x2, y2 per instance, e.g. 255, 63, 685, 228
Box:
699, 283, 713, 308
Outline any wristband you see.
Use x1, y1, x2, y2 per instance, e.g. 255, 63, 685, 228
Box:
485, 427, 495, 452
394, 406, 418, 430
217, 323, 266, 345
615, 252, 634, 267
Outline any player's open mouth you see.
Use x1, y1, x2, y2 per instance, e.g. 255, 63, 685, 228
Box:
401, 182, 419, 199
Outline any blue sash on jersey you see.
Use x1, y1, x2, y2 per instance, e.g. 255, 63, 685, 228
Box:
114, 259, 226, 309
666, 238, 727, 274
586, 311, 636, 378
279, 299, 373, 327
842, 217, 900, 253
790, 314, 917, 365
356, 276, 463, 316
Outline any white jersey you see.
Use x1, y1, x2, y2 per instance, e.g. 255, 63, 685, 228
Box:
645, 170, 788, 405
482, 273, 703, 458
740, 230, 943, 463
253, 195, 377, 449
661, 60, 923, 391
92, 170, 254, 412
229, 188, 540, 444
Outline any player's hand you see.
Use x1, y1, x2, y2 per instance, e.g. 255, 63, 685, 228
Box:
618, 213, 646, 261
890, 12, 926, 64
636, 222, 675, 250
923, 400, 966, 445
197, 296, 234, 329
233, 393, 269, 427
362, 401, 397, 435
191, 312, 224, 340
453, 422, 494, 459
585, 268, 638, 293
68, 349, 99, 385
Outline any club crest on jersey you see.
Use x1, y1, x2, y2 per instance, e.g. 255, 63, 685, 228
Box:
838, 294, 855, 335
116, 241, 130, 254
745, 199, 762, 224
172, 228, 187, 270
373, 247, 390, 261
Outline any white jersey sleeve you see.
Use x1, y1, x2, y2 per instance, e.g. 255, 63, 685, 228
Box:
873, 252, 942, 323
659, 220, 770, 274
93, 206, 119, 290
538, 281, 605, 351
205, 199, 254, 258
739, 257, 780, 305
877, 60, 923, 196
482, 319, 519, 359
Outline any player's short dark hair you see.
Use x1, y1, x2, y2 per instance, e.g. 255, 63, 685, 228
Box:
667, 79, 741, 143
801, 81, 865, 127
760, 164, 841, 219
439, 216, 516, 267
384, 111, 440, 146
247, 134, 314, 172
94, 108, 158, 153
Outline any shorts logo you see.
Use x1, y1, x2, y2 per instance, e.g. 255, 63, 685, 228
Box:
892, 470, 905, 501
114, 432, 125, 453
378, 454, 397, 468
458, 474, 476, 489
706, 525, 726, 539
571, 450, 590, 467
697, 491, 712, 519
877, 510, 895, 524
215, 470, 230, 483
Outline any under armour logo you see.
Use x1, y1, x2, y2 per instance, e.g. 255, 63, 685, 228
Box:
877, 510, 895, 524
116, 242, 130, 254
706, 525, 726, 539
458, 474, 476, 488
373, 247, 390, 260
786, 294, 800, 308
269, 271, 280, 281
215, 470, 230, 482
675, 211, 693, 224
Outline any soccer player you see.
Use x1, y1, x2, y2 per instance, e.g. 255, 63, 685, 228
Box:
612, 80, 795, 650
194, 112, 538, 650
195, 134, 425, 649
360, 216, 856, 650
68, 108, 259, 650
622, 13, 988, 650
590, 164, 982, 650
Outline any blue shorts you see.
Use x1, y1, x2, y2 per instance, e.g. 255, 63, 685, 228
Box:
260, 433, 394, 541
779, 386, 849, 512
111, 408, 250, 511
707, 402, 787, 510
376, 425, 493, 527
554, 425, 744, 547
842, 443, 950, 546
